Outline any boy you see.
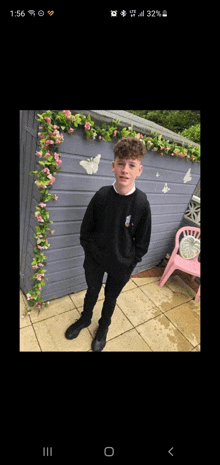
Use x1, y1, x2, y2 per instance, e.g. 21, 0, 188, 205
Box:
65, 137, 151, 351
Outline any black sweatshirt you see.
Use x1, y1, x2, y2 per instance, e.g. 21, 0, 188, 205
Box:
80, 185, 151, 279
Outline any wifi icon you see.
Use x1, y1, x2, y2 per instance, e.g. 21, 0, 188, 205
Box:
47, 10, 54, 16
28, 10, 35, 16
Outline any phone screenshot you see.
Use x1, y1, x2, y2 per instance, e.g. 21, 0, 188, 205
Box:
15, 6, 205, 462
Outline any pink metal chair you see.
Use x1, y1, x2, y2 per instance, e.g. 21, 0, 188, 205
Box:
158, 226, 200, 302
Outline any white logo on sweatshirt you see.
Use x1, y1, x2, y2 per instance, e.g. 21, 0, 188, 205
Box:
125, 215, 131, 227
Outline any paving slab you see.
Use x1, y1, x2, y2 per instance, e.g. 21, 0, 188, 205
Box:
84, 300, 133, 340
117, 287, 161, 326
121, 279, 138, 291
165, 303, 200, 347
19, 273, 200, 352
29, 295, 76, 323
33, 308, 92, 352
131, 276, 160, 286
192, 345, 200, 351
103, 328, 152, 352
136, 314, 193, 351
165, 275, 196, 299
140, 277, 194, 313
20, 325, 41, 351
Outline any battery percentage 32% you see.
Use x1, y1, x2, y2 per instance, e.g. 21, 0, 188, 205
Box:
146, 10, 162, 16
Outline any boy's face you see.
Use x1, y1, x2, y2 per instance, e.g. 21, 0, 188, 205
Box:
112, 157, 143, 194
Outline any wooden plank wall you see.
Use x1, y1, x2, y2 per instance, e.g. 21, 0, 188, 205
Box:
20, 110, 39, 293
20, 110, 200, 302
26, 126, 200, 302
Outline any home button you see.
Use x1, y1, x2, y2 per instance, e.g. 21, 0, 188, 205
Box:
104, 447, 114, 457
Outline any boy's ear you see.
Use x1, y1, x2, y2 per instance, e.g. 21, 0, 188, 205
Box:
136, 164, 143, 177
112, 161, 115, 172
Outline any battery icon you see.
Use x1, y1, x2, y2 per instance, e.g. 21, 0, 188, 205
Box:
162, 10, 167, 17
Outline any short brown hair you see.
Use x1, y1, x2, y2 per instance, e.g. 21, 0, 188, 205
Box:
113, 137, 146, 161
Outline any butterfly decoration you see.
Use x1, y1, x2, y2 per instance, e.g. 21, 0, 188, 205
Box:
162, 182, 170, 193
183, 168, 192, 184
79, 154, 101, 175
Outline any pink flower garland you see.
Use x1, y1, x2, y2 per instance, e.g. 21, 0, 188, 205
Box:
25, 110, 200, 315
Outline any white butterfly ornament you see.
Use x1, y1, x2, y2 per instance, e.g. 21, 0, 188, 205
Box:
79, 154, 101, 175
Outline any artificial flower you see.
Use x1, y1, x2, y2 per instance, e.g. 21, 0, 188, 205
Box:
36, 274, 44, 280
36, 151, 42, 157
85, 122, 91, 130
62, 110, 71, 118
28, 110, 200, 314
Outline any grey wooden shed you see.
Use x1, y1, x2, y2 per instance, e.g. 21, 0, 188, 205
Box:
20, 110, 200, 302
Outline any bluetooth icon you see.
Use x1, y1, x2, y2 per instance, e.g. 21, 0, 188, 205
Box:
120, 10, 127, 17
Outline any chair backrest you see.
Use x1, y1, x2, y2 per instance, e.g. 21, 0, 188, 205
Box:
175, 226, 200, 262
175, 226, 200, 246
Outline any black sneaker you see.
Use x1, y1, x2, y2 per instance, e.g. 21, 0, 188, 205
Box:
65, 318, 90, 340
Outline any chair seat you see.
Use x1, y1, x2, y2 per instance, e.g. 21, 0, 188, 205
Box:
173, 254, 200, 277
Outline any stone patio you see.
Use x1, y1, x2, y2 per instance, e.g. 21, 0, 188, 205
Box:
20, 266, 200, 352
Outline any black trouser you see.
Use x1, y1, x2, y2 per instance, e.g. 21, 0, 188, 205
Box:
80, 254, 131, 330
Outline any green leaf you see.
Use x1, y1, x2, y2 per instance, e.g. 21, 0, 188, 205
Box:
43, 193, 54, 202
29, 170, 39, 175
38, 161, 47, 166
